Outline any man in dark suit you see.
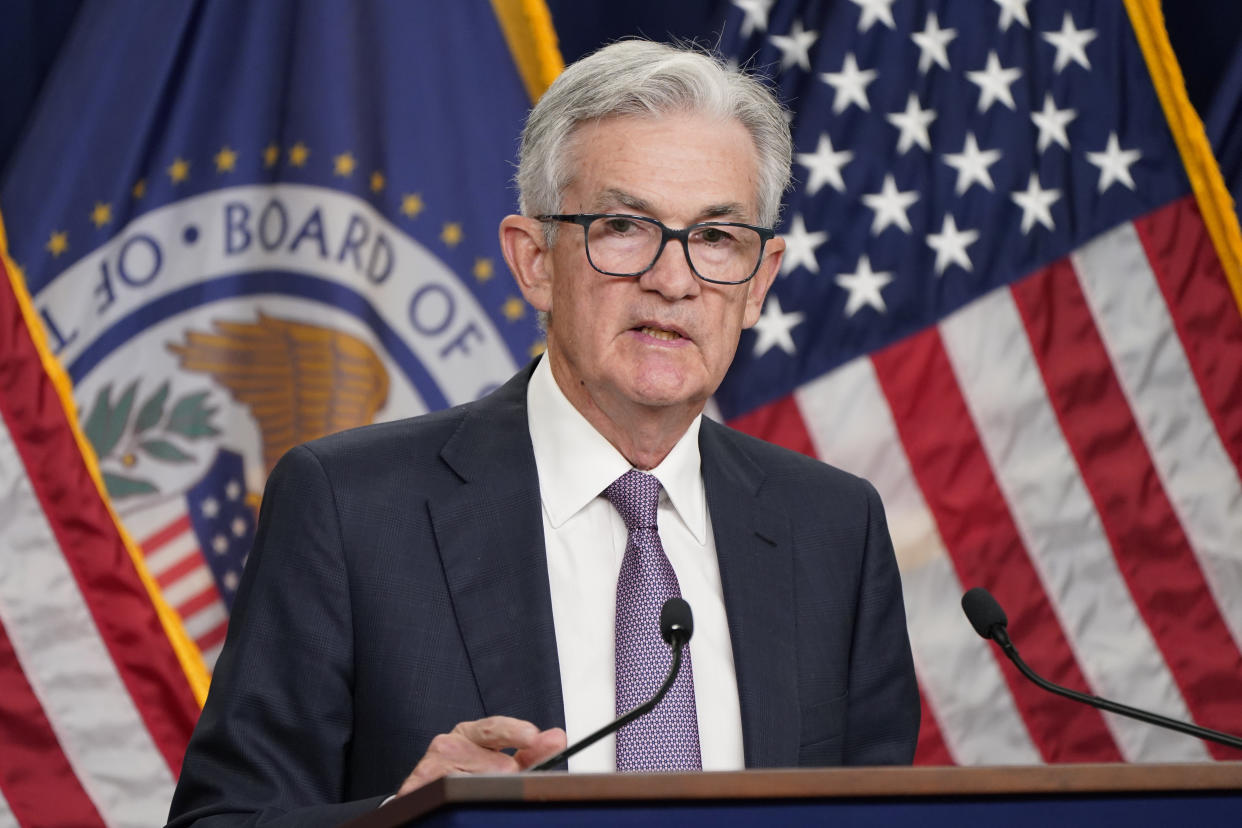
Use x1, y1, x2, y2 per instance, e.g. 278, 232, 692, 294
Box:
168, 39, 919, 827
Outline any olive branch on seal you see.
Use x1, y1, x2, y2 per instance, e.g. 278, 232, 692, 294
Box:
81, 380, 220, 498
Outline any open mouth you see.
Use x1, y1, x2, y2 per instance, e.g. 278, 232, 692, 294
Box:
637, 325, 683, 341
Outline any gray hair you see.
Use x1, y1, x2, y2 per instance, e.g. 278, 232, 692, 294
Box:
516, 40, 792, 229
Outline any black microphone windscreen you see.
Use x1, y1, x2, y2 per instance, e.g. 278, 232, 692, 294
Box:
962, 587, 1008, 640
659, 597, 693, 646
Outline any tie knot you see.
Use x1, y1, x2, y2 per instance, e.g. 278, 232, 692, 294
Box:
604, 469, 661, 532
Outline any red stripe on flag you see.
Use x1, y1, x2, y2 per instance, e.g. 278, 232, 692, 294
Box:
0, 619, 106, 827
1013, 257, 1242, 760
195, 620, 230, 652
140, 514, 193, 554
912, 691, 954, 766
1134, 196, 1242, 478
726, 392, 817, 457
177, 584, 221, 619
870, 327, 1122, 762
157, 552, 205, 589
0, 257, 198, 777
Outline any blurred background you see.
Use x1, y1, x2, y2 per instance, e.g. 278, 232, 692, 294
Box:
1, 2, 1241, 826
5, 2, 1242, 196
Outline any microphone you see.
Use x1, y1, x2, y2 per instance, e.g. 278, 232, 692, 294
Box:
531, 596, 694, 771
961, 587, 1242, 751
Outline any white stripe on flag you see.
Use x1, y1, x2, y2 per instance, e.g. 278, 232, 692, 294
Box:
1072, 223, 1242, 651
0, 417, 175, 827
940, 286, 1207, 761
0, 787, 17, 828
161, 564, 214, 608
122, 494, 186, 544
181, 599, 228, 641
143, 521, 198, 578
200, 642, 226, 669
795, 356, 1041, 765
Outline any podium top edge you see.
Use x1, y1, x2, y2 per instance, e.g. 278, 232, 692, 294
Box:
344, 763, 1242, 827
505, 763, 1242, 801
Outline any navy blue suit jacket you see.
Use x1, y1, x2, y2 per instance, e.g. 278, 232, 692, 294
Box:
167, 361, 919, 826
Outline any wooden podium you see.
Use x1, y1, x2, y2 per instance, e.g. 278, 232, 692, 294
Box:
341, 763, 1242, 827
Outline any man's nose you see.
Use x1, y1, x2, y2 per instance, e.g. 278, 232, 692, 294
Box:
638, 237, 700, 300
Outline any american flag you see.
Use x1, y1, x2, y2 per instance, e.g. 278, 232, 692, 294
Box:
127, 450, 253, 669
0, 248, 203, 826
717, 0, 1242, 763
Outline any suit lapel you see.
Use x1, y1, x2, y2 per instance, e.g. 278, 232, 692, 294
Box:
428, 365, 566, 732
425, 373, 799, 758
701, 420, 798, 768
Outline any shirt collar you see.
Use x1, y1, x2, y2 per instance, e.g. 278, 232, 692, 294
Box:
527, 356, 707, 543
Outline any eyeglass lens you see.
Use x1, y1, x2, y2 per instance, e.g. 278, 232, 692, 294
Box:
584, 216, 762, 284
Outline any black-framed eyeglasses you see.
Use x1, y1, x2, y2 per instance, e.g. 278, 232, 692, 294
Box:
536, 213, 776, 285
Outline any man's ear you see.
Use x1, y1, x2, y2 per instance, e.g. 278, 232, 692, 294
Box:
500, 215, 553, 312
742, 236, 784, 328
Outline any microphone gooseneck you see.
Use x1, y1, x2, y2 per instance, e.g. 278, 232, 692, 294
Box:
531, 597, 694, 771
961, 587, 1242, 752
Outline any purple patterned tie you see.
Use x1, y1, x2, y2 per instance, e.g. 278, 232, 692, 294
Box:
605, 469, 702, 771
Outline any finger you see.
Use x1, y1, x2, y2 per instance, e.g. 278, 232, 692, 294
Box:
397, 732, 522, 796
426, 732, 524, 773
451, 715, 542, 751
514, 727, 568, 769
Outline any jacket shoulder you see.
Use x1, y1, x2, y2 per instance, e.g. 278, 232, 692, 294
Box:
702, 416, 874, 496
283, 362, 534, 479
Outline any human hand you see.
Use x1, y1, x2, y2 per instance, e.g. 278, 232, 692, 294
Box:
396, 716, 567, 797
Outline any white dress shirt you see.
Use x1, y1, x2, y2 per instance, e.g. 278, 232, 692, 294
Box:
526, 356, 745, 772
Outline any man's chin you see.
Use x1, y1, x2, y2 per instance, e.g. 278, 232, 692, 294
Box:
621, 376, 712, 413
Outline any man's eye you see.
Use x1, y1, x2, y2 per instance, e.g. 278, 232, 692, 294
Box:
696, 227, 735, 244
602, 217, 637, 234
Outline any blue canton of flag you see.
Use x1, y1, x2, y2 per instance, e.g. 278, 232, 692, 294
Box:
718, 0, 1182, 415
718, 0, 1242, 766
186, 450, 254, 609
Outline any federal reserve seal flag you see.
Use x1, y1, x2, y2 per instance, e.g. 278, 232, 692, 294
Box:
0, 2, 559, 825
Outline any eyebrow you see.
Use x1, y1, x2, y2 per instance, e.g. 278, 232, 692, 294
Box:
592, 188, 752, 223
593, 188, 651, 213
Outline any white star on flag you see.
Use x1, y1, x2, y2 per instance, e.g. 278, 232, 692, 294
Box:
780, 214, 829, 275
1042, 12, 1098, 73
1030, 92, 1077, 152
911, 12, 957, 74
751, 295, 805, 357
732, 0, 773, 38
770, 19, 818, 72
1086, 131, 1142, 192
850, 0, 897, 33
994, 0, 1031, 31
886, 93, 937, 154
820, 53, 877, 113
796, 133, 854, 195
862, 174, 919, 235
926, 214, 980, 275
943, 132, 1002, 195
836, 254, 894, 316
967, 50, 1022, 112
1011, 172, 1061, 233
